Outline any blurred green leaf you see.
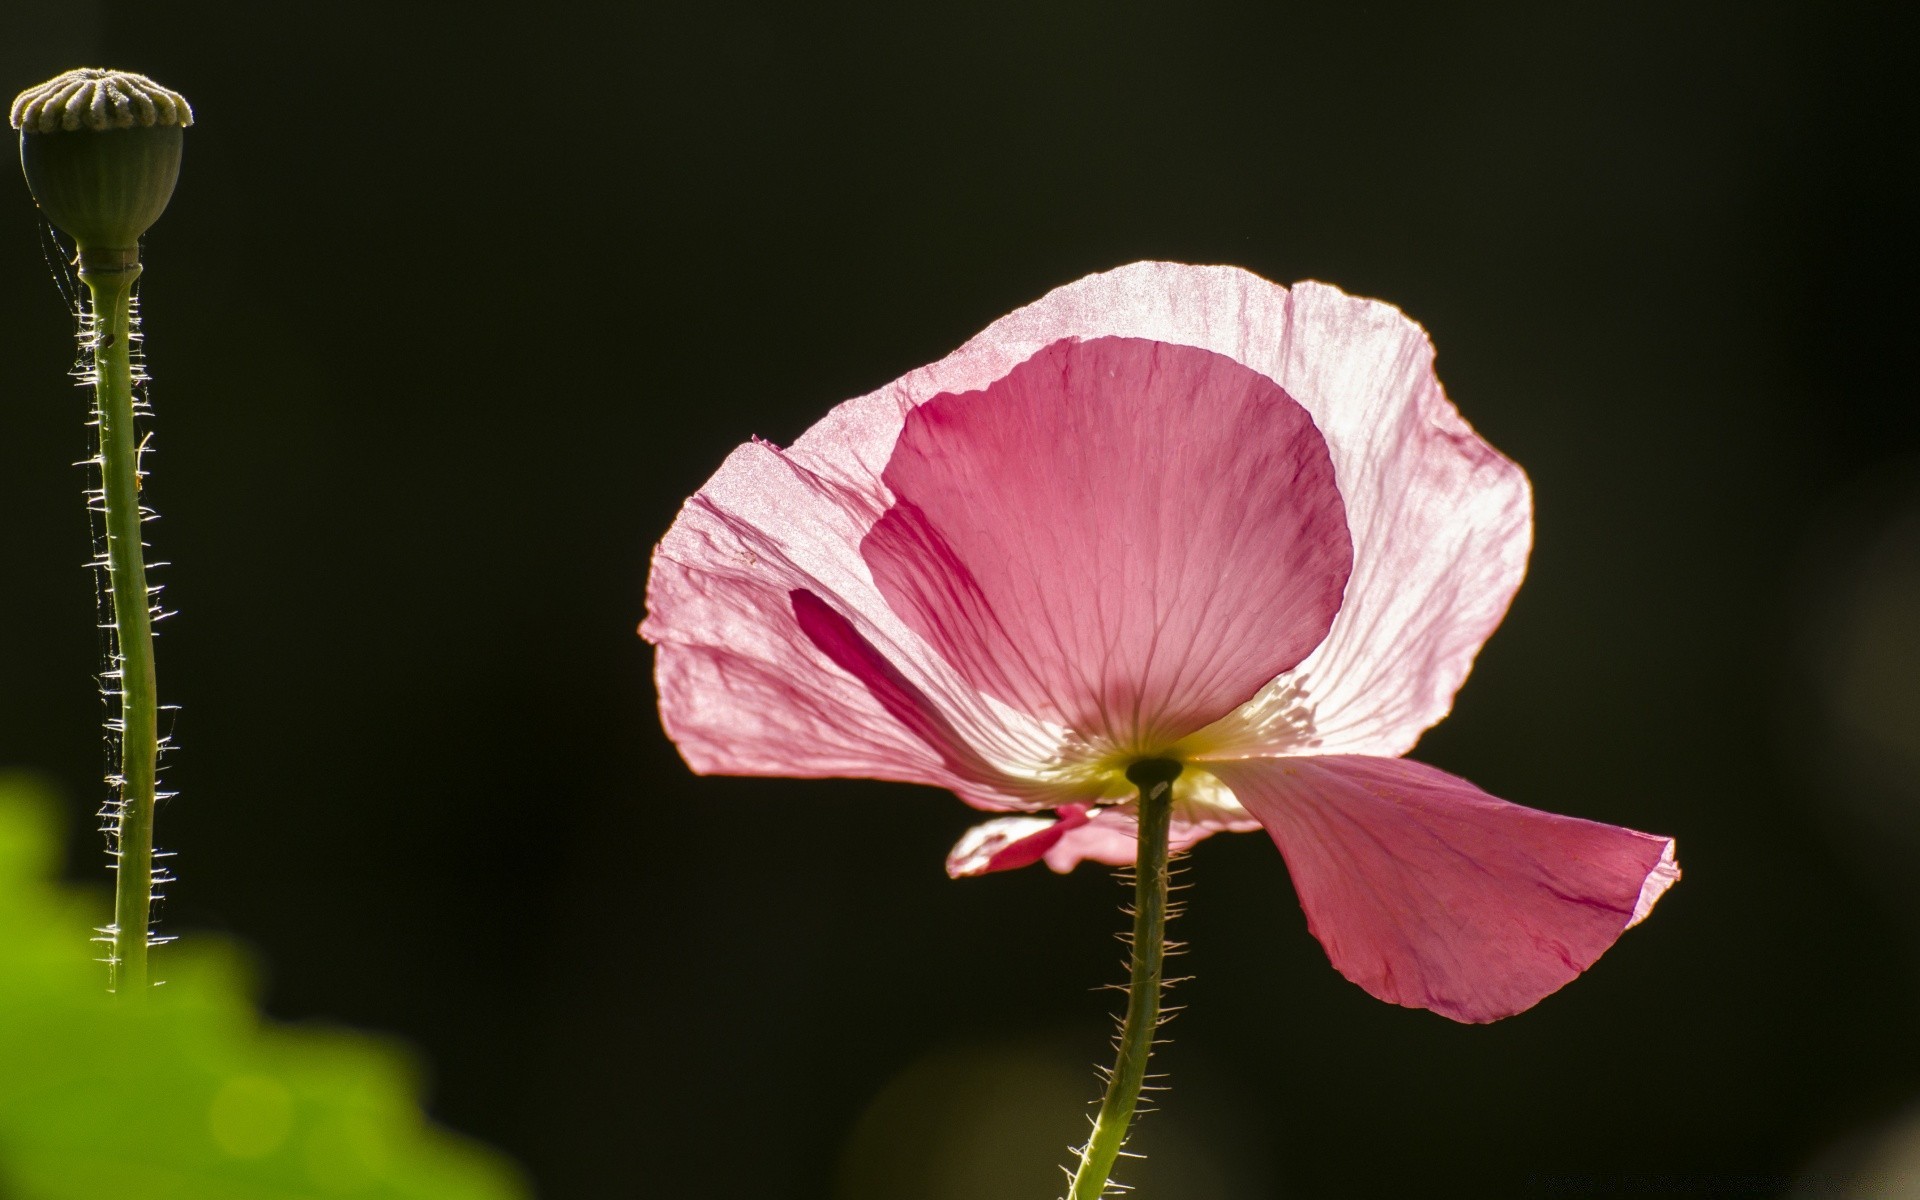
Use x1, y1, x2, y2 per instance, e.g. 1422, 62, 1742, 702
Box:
0, 773, 531, 1200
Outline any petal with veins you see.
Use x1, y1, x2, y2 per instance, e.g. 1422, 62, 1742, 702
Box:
866, 336, 1351, 751
645, 442, 1073, 808
954, 264, 1532, 758
1207, 754, 1678, 1023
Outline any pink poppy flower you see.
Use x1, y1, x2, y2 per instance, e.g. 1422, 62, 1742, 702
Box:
642, 262, 1678, 1023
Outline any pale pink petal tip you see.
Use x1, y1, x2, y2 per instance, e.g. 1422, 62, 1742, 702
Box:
1210, 755, 1678, 1024
947, 806, 1093, 878
1628, 839, 1681, 929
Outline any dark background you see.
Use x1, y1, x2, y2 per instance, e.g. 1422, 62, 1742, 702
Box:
3, 3, 1918, 1198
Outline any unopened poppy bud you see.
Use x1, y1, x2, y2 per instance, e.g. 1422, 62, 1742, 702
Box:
11, 68, 192, 275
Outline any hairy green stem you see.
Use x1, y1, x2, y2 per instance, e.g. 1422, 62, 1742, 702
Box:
87, 262, 159, 996
1067, 758, 1181, 1200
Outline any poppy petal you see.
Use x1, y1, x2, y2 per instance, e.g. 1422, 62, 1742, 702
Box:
864, 336, 1352, 751
1207, 754, 1677, 1023
961, 263, 1532, 758
945, 805, 1095, 877
951, 774, 1265, 876
645, 441, 1072, 808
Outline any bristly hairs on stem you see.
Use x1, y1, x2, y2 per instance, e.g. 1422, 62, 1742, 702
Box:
1063, 758, 1188, 1200
74, 279, 182, 971
14, 67, 191, 994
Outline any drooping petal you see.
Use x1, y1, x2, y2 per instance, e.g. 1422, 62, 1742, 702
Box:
1040, 809, 1146, 872
933, 263, 1530, 758
945, 805, 1094, 877
1206, 754, 1677, 1023
1041, 802, 1259, 874
864, 336, 1352, 751
952, 772, 1265, 876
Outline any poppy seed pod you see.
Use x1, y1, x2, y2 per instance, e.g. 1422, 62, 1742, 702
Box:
12, 68, 192, 272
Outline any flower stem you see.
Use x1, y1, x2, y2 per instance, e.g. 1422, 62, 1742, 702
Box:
1067, 758, 1182, 1200
87, 262, 160, 996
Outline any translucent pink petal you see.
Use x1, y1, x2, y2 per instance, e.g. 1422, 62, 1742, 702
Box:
1041, 810, 1148, 872
945, 805, 1094, 877
644, 441, 1070, 808
1039, 804, 1252, 873
952, 791, 1263, 877
944, 263, 1531, 757
1207, 755, 1678, 1023
864, 337, 1352, 751
789, 588, 1007, 785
